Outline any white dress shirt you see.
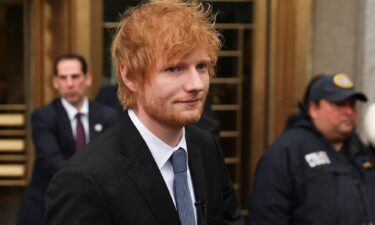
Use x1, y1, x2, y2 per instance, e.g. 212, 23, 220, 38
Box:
128, 110, 197, 222
61, 98, 90, 143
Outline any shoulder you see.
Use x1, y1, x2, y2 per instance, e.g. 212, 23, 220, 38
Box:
88, 101, 119, 126
268, 127, 313, 151
89, 101, 119, 116
31, 98, 61, 120
262, 127, 320, 164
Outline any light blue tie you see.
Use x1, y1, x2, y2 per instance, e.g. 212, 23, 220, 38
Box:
170, 148, 196, 225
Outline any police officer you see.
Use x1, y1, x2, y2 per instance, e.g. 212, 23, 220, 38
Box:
248, 73, 375, 225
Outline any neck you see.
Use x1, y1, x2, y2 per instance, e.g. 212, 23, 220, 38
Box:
331, 141, 343, 151
153, 125, 183, 147
324, 132, 346, 152
134, 109, 183, 147
71, 99, 84, 111
74, 104, 83, 111
312, 121, 346, 152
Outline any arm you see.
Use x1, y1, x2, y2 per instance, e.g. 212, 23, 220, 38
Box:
45, 167, 110, 225
31, 111, 67, 176
248, 145, 293, 225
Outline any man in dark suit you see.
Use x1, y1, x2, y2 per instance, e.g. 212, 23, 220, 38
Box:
45, 1, 243, 225
17, 53, 118, 225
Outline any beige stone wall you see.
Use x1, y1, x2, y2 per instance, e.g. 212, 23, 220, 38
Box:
311, 0, 359, 77
359, 0, 375, 101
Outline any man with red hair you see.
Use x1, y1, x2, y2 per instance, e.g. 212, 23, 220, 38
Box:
45, 1, 243, 225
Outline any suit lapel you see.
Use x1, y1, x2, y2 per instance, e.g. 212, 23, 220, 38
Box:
88, 101, 100, 140
89, 101, 98, 140
186, 128, 208, 225
54, 98, 76, 154
116, 112, 181, 225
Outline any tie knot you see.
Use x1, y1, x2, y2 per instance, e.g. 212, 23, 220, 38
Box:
76, 112, 82, 119
171, 148, 187, 174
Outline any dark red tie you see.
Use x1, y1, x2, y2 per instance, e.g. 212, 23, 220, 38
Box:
75, 113, 86, 150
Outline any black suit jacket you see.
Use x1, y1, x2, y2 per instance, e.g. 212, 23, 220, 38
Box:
17, 98, 118, 225
45, 111, 243, 225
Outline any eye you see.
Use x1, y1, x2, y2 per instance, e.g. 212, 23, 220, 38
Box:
71, 74, 81, 79
196, 63, 208, 71
334, 100, 356, 108
58, 75, 67, 80
165, 66, 182, 73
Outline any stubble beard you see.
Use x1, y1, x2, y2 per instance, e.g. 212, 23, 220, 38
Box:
144, 97, 205, 129
150, 103, 203, 128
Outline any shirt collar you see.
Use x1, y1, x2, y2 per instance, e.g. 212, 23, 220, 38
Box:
128, 109, 187, 170
61, 97, 89, 121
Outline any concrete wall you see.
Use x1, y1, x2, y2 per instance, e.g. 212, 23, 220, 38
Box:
359, 0, 375, 102
357, 0, 375, 140
311, 0, 359, 76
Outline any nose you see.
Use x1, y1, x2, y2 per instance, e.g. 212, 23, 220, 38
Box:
184, 68, 205, 92
343, 104, 356, 115
66, 77, 74, 87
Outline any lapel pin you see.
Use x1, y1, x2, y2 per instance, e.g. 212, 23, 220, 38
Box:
94, 123, 103, 132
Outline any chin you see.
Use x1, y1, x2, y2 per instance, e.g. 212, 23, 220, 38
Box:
337, 131, 352, 140
64, 95, 77, 102
178, 116, 201, 126
172, 111, 202, 126
343, 126, 354, 133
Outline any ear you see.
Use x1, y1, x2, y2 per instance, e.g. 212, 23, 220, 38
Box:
308, 101, 318, 119
52, 75, 59, 90
119, 64, 138, 92
85, 72, 93, 86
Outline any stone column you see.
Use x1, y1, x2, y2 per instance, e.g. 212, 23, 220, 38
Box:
357, 0, 375, 101
354, 0, 375, 140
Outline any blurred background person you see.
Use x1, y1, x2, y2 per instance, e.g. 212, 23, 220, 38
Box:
17, 53, 118, 225
248, 73, 375, 225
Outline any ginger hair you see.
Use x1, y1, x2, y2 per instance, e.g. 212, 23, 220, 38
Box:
111, 0, 221, 108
